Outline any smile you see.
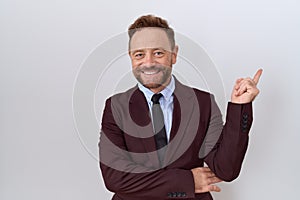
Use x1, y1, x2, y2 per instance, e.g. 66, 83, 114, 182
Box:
142, 70, 160, 75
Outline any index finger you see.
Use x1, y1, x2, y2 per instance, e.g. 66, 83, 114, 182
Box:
199, 167, 213, 172
253, 68, 263, 85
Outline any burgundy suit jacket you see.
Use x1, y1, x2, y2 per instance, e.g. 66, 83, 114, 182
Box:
99, 78, 252, 200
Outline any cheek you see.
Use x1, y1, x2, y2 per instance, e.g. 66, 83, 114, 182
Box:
132, 62, 140, 70
130, 58, 142, 67
160, 56, 172, 66
130, 60, 137, 69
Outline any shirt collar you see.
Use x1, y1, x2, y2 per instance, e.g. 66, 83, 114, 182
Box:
138, 76, 175, 102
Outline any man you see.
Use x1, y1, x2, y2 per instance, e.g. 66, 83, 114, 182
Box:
99, 15, 262, 200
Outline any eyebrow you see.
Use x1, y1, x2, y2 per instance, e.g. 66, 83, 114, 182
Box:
130, 47, 167, 55
130, 49, 145, 55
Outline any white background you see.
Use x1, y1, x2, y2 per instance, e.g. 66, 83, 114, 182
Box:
1, 0, 300, 199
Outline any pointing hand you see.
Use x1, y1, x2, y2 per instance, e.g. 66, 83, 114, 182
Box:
231, 69, 263, 104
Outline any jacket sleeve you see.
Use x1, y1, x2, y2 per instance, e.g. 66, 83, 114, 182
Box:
204, 97, 253, 182
99, 98, 195, 199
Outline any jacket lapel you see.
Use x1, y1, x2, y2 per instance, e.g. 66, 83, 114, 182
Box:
129, 88, 160, 168
127, 79, 200, 168
163, 79, 200, 166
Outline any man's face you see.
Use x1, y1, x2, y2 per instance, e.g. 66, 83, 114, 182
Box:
129, 28, 178, 91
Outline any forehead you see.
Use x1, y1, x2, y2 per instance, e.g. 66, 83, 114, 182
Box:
129, 27, 172, 52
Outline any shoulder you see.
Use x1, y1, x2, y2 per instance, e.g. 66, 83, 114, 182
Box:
105, 85, 138, 103
174, 78, 212, 99
192, 87, 211, 98
175, 79, 216, 112
102, 85, 139, 119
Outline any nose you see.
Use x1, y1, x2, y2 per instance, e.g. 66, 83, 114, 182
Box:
143, 52, 155, 66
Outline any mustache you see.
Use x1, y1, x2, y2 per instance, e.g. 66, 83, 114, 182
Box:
134, 65, 166, 72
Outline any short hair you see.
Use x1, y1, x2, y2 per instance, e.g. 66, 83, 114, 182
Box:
128, 15, 175, 50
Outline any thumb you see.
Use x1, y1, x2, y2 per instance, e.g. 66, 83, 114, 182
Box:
196, 185, 221, 193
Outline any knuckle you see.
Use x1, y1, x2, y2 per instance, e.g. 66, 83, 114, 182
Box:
209, 185, 214, 191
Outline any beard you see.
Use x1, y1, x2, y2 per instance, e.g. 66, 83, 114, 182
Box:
133, 64, 172, 89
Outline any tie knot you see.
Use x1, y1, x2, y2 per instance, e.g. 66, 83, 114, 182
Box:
151, 93, 163, 104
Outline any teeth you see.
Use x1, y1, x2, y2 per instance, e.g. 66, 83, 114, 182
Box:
143, 71, 159, 75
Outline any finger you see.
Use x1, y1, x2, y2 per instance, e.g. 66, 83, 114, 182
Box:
236, 78, 243, 84
198, 167, 211, 172
208, 177, 223, 184
235, 77, 252, 90
236, 83, 248, 96
205, 169, 220, 178
210, 185, 221, 192
253, 68, 263, 85
205, 170, 218, 178
207, 172, 216, 178
195, 185, 221, 193
207, 185, 221, 192
235, 78, 244, 90
236, 79, 255, 96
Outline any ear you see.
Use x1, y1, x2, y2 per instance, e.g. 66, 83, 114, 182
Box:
171, 45, 179, 65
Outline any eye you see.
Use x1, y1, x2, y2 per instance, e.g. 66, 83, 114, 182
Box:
134, 52, 144, 59
154, 50, 165, 57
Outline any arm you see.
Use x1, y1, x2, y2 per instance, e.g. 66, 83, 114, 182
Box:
203, 69, 262, 181
203, 101, 253, 181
